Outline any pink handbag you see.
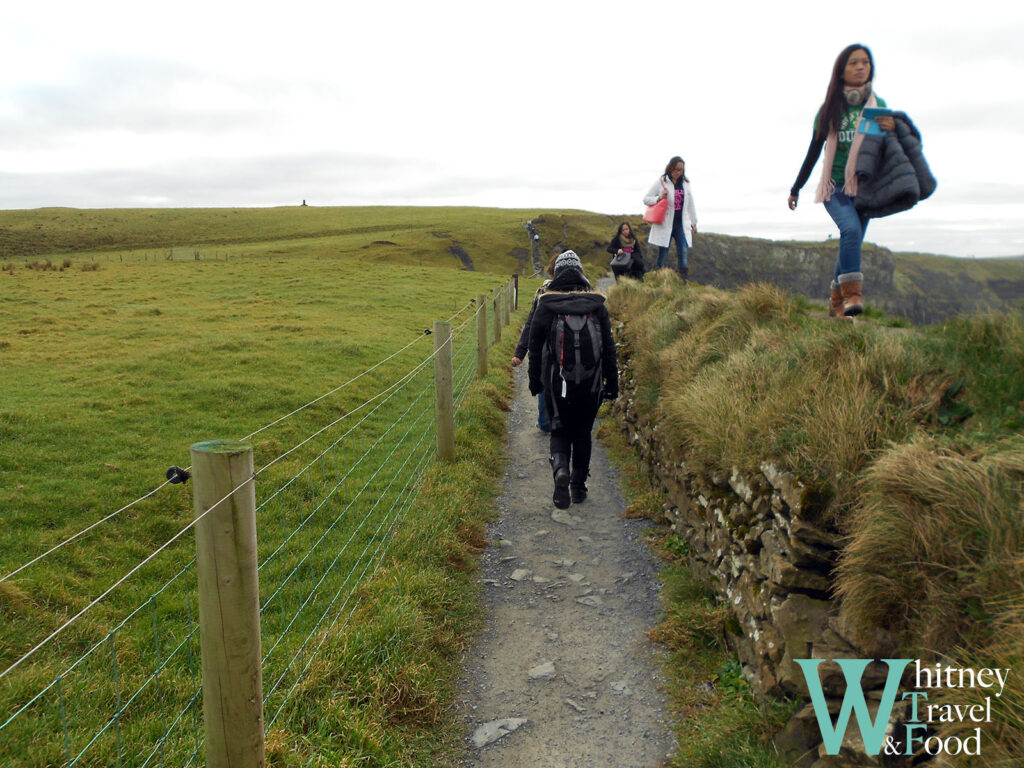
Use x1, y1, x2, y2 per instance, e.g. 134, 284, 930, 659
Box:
643, 180, 668, 224
643, 198, 668, 224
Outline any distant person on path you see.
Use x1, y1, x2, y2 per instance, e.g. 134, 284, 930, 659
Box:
643, 156, 697, 283
787, 43, 894, 319
513, 250, 567, 433
607, 222, 645, 282
528, 251, 617, 509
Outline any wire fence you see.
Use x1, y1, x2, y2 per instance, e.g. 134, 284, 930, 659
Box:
0, 277, 521, 767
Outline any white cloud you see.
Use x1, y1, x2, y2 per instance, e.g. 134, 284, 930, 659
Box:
2, 1, 1024, 257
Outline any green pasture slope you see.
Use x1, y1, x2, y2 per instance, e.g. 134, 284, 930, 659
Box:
0, 206, 572, 767
4, 206, 1022, 321
0, 205, 618, 271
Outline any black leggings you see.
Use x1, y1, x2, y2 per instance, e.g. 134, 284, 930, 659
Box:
548, 392, 600, 482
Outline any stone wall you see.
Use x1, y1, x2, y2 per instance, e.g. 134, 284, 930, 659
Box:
608, 343, 914, 768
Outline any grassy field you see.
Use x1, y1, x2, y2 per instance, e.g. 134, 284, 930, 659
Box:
0, 205, 617, 274
0, 228, 533, 766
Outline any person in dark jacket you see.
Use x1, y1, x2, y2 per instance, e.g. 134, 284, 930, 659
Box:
514, 249, 591, 432
528, 250, 618, 509
607, 222, 645, 282
787, 43, 895, 319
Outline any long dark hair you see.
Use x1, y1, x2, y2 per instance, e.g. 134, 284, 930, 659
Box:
663, 156, 689, 184
615, 222, 634, 240
815, 43, 874, 141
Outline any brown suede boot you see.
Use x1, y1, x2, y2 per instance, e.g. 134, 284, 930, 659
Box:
838, 272, 864, 316
829, 281, 844, 318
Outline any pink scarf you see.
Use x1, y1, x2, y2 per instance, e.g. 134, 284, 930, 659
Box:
815, 92, 877, 203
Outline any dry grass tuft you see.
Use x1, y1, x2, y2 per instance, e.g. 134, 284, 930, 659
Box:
837, 437, 1024, 653
918, 596, 1024, 766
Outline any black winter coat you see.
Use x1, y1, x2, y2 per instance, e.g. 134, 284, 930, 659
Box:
527, 290, 618, 401
854, 112, 937, 219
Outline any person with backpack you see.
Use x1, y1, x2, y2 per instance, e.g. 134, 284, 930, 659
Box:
513, 249, 575, 433
527, 250, 618, 509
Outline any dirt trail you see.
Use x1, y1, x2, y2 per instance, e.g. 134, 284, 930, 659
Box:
454, 353, 675, 767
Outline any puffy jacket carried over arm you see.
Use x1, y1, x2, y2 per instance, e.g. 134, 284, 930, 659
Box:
854, 112, 937, 219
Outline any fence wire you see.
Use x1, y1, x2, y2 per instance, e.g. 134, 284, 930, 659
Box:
0, 280, 518, 768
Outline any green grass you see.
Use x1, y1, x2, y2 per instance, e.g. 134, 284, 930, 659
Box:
0, 206, 618, 276
0, 247, 523, 766
606, 272, 1024, 501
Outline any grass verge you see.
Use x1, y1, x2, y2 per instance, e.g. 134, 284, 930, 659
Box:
261, 349, 517, 767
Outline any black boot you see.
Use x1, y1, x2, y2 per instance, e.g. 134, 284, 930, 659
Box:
679, 267, 689, 285
573, 468, 589, 505
550, 453, 570, 509
570, 482, 587, 504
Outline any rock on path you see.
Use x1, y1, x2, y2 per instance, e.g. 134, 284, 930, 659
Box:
455, 345, 676, 767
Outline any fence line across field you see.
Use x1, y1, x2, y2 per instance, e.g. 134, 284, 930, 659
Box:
0, 343, 442, 683
0, 275, 522, 768
0, 289, 499, 592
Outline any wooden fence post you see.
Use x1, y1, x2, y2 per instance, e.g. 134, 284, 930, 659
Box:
493, 294, 502, 344
190, 440, 266, 768
503, 281, 511, 327
433, 321, 455, 462
476, 294, 488, 378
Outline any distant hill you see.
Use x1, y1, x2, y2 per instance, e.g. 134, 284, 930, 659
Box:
2, 206, 1021, 325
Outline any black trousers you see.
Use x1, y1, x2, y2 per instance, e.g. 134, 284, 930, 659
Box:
548, 391, 600, 484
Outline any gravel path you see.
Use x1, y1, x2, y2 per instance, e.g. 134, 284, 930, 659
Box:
454, 351, 676, 768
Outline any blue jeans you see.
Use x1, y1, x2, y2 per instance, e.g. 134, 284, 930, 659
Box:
823, 187, 869, 280
537, 392, 550, 431
656, 215, 688, 271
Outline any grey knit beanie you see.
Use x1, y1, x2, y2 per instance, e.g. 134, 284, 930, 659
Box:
553, 250, 583, 276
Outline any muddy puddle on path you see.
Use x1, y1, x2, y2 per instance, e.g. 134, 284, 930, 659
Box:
453, 361, 676, 768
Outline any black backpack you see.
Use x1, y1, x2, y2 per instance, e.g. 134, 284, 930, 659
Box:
547, 312, 603, 399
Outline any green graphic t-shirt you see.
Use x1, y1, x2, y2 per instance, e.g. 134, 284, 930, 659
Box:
814, 96, 887, 183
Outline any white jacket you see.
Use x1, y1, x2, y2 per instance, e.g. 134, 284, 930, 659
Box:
643, 176, 697, 247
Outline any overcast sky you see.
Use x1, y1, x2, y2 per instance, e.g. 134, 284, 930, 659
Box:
3, 1, 1023, 258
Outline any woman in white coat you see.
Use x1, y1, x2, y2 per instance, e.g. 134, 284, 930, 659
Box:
643, 156, 697, 282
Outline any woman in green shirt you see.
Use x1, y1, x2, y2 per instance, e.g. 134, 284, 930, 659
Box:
787, 43, 895, 318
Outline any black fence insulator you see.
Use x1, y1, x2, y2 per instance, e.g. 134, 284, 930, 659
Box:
166, 466, 191, 485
